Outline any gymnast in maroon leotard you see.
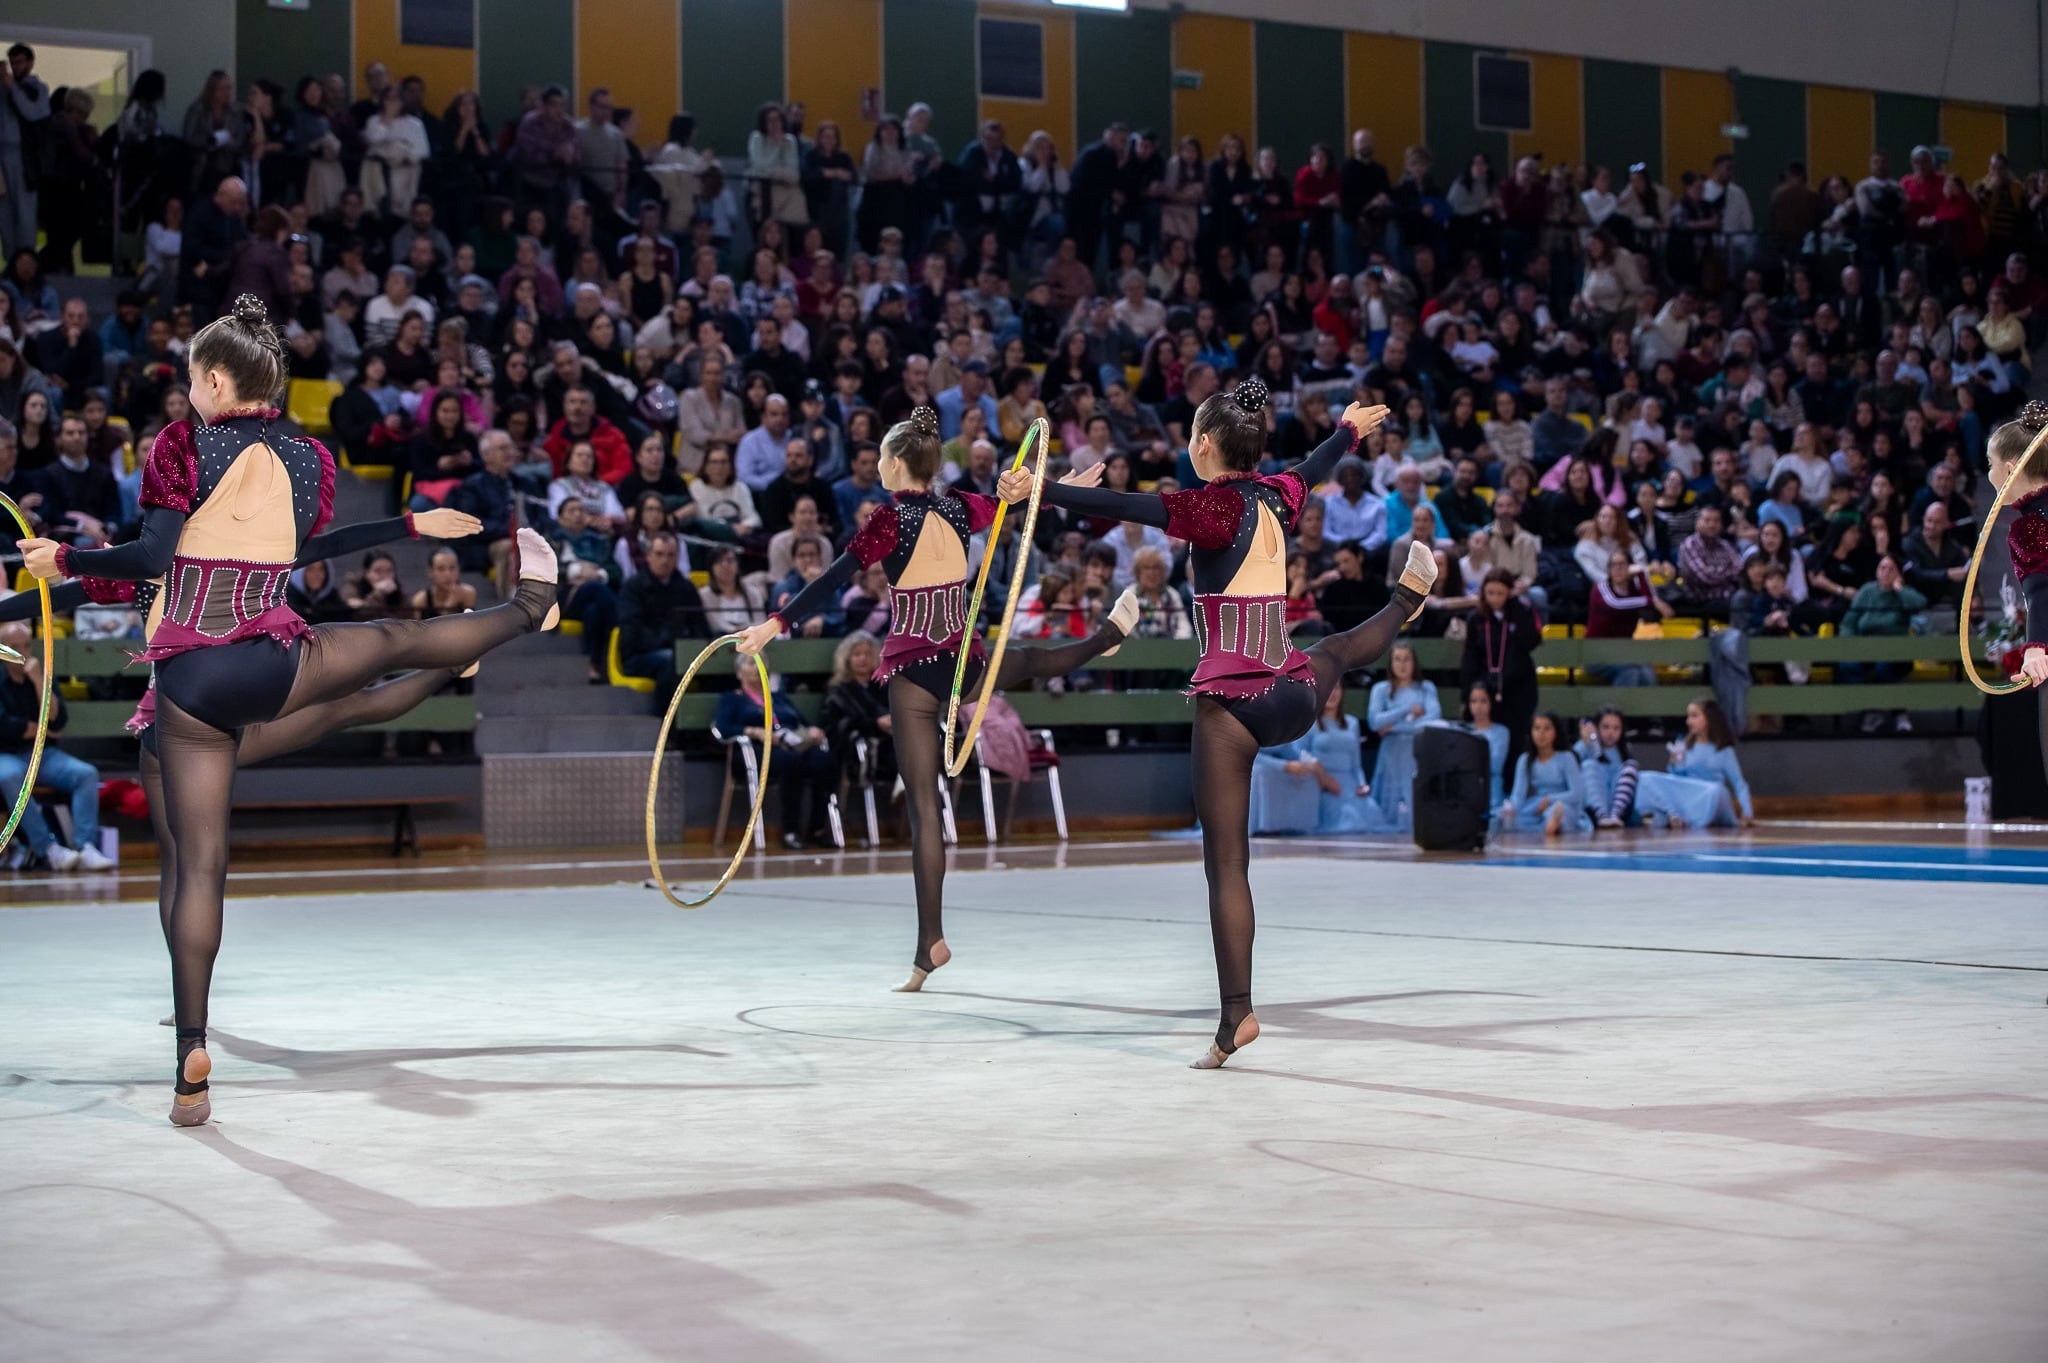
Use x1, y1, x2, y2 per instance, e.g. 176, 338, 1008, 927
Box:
1006, 380, 1436, 1067
1985, 402, 2048, 777
736, 406, 1137, 991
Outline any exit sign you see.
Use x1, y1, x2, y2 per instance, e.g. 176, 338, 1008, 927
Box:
267, 0, 310, 9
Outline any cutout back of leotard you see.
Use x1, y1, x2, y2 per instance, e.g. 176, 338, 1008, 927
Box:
896, 508, 968, 589
1220, 499, 1286, 598
180, 441, 299, 562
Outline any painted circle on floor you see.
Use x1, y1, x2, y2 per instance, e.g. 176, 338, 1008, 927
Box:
0, 1185, 238, 1332
735, 1005, 1037, 1044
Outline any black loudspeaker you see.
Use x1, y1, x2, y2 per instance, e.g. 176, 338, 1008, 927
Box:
1411, 725, 1491, 852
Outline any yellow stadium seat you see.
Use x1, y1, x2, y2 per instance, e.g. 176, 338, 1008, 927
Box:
1475, 485, 1495, 503
689, 570, 709, 588
288, 378, 343, 438
608, 625, 653, 693
12, 569, 33, 594
1124, 366, 1142, 388
1570, 412, 1594, 430
559, 617, 584, 637
1537, 621, 1577, 684
59, 679, 87, 702
1654, 617, 1703, 684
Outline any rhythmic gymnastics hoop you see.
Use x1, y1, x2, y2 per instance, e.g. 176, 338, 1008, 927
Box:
0, 492, 54, 855
644, 633, 774, 907
1959, 420, 2048, 695
942, 416, 1052, 778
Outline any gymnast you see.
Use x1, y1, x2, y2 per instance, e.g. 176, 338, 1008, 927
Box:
1985, 402, 2048, 761
1, 504, 489, 1022
999, 381, 1433, 1068
15, 295, 559, 1127
736, 406, 1137, 991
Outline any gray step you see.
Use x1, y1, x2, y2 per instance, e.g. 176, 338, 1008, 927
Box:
473, 652, 594, 690
477, 715, 665, 753
479, 685, 653, 716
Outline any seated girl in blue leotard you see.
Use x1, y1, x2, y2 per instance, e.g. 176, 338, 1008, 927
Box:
1500, 711, 1590, 837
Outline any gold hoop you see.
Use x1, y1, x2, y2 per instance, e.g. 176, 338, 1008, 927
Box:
644, 633, 774, 907
1960, 421, 2048, 695
0, 493, 54, 856
942, 417, 1052, 778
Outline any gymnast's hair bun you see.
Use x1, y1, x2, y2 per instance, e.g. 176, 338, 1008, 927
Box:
908, 405, 940, 438
1231, 378, 1269, 414
2021, 399, 2048, 432
229, 293, 271, 326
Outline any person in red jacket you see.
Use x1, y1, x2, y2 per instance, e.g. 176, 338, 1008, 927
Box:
543, 384, 634, 481
1293, 142, 1343, 268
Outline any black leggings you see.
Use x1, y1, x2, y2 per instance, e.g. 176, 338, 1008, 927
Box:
151, 585, 549, 1084
1192, 587, 1422, 1052
888, 628, 1125, 972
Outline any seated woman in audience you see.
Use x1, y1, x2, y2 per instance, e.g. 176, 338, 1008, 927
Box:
1573, 502, 1645, 584
771, 536, 844, 638
1463, 681, 1511, 817
1499, 712, 1589, 838
411, 545, 480, 618
689, 442, 763, 540
1744, 519, 1808, 603
712, 653, 837, 850
1486, 389, 1533, 469
1366, 643, 1440, 831
617, 492, 678, 582
1285, 552, 1327, 636
1585, 552, 1673, 685
1386, 504, 1460, 629
700, 546, 767, 635
1396, 392, 1448, 475
407, 389, 480, 509
768, 495, 835, 580
345, 550, 412, 621
1801, 518, 1870, 627
548, 439, 625, 533
1628, 478, 1678, 575
1757, 470, 1809, 543
1633, 697, 1754, 829
1573, 706, 1640, 829
997, 366, 1049, 445
286, 559, 355, 626
822, 630, 897, 804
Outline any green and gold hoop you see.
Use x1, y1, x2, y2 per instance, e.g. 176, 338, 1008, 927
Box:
0, 492, 54, 855
644, 633, 774, 907
1960, 419, 2048, 695
942, 417, 1052, 777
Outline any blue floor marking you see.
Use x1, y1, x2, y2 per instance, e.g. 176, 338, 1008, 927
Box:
1481, 843, 2048, 885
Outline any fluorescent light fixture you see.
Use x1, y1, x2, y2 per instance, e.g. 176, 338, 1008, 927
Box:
1052, 0, 1130, 10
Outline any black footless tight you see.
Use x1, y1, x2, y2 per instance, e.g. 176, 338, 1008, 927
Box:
888, 627, 1128, 972
1193, 587, 1421, 1053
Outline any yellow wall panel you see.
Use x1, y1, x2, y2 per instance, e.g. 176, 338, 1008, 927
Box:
577, 0, 681, 139
1343, 31, 1422, 159
1172, 13, 1254, 153
354, 0, 477, 105
788, 0, 881, 150
1806, 85, 1874, 183
1510, 51, 1581, 166
1662, 66, 1732, 183
978, 5, 1073, 163
1942, 102, 2008, 179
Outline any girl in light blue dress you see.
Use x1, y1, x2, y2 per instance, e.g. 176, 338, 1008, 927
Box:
1634, 696, 1755, 828
1501, 712, 1590, 836
1463, 680, 1511, 817
1573, 705, 1641, 828
1306, 684, 1395, 833
1367, 643, 1441, 830
1248, 734, 1322, 835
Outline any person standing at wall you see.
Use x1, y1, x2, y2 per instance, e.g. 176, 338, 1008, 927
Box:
0, 44, 51, 264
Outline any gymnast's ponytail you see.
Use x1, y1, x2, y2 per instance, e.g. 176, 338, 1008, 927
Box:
188, 293, 288, 408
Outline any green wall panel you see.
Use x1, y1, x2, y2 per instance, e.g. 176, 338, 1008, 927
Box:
682, 0, 787, 158
479, 0, 573, 133
1874, 91, 1940, 163
2006, 106, 2047, 174
1582, 58, 1661, 183
235, 0, 349, 96
1077, 8, 1170, 154
1423, 41, 1509, 179
1731, 74, 1805, 219
883, 0, 977, 157
1254, 20, 1343, 163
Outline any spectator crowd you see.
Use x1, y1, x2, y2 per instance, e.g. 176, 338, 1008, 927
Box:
0, 43, 2034, 737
